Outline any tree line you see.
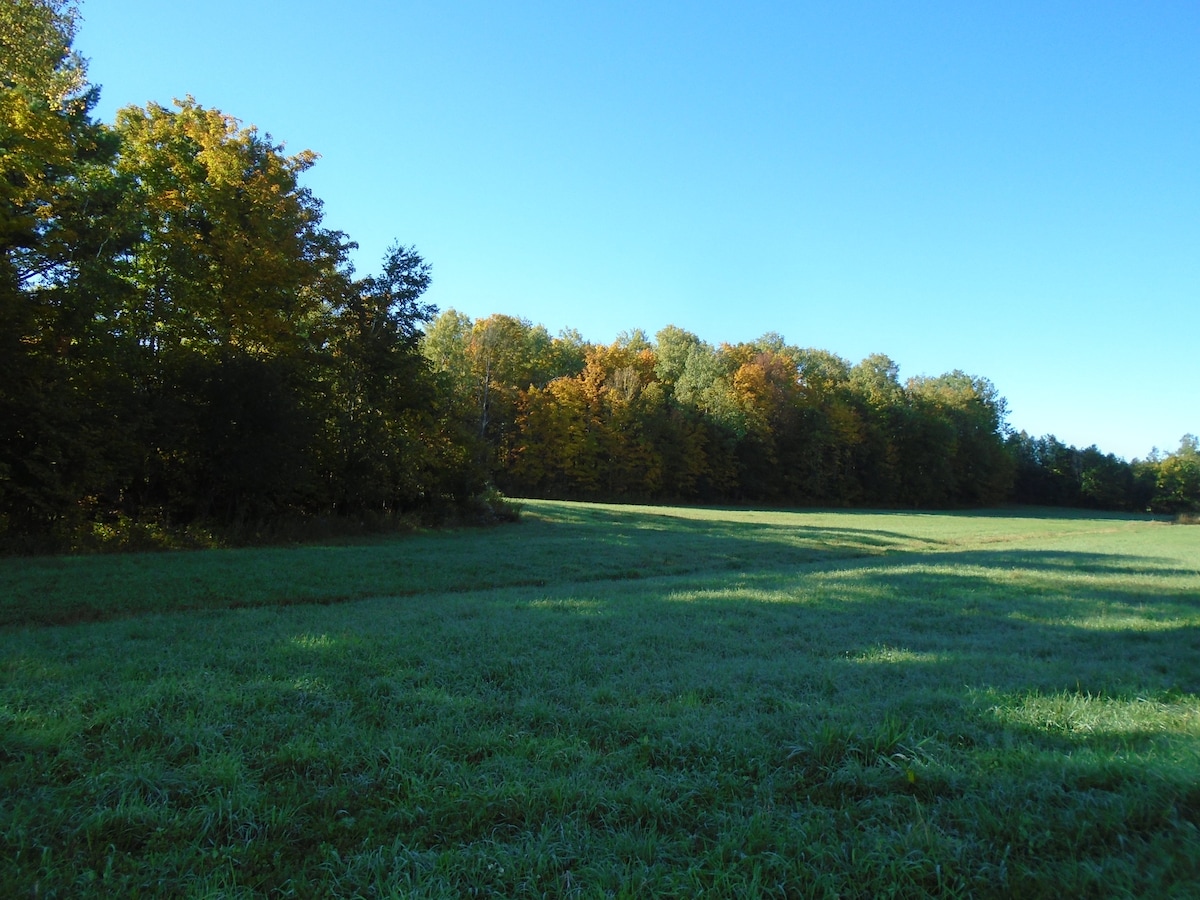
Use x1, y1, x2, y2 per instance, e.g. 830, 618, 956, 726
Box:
1, 0, 488, 549
2, 1, 1195, 550
421, 312, 1199, 514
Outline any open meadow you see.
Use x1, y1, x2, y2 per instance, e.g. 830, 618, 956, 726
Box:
2, 501, 1198, 897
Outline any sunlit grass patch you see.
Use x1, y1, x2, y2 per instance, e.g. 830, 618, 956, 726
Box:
290, 632, 340, 650
853, 645, 948, 665
1048, 612, 1196, 631
984, 688, 1200, 742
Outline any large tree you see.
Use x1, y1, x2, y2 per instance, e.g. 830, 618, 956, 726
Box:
1154, 435, 1200, 514
112, 97, 350, 359
0, 0, 119, 542
0, 0, 99, 275
905, 371, 1014, 506
95, 98, 359, 522
326, 244, 481, 514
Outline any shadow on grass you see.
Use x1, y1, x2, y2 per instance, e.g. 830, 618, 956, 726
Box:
529, 501, 955, 546
0, 504, 954, 627
7, 500, 1175, 628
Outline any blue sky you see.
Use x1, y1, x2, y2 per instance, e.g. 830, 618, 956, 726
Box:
77, 1, 1197, 461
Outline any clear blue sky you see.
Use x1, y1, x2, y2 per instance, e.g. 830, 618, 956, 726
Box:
77, 1, 1197, 461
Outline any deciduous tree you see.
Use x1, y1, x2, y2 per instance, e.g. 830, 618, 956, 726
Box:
0, 0, 118, 541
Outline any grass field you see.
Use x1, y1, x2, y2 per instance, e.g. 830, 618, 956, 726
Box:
2, 501, 1198, 897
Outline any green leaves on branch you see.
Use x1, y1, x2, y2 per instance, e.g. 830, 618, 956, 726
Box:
0, 0, 92, 264
112, 98, 349, 358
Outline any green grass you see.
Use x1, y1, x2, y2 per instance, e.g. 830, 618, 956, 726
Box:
2, 501, 1198, 897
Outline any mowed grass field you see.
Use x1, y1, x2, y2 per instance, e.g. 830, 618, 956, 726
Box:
2, 501, 1198, 898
